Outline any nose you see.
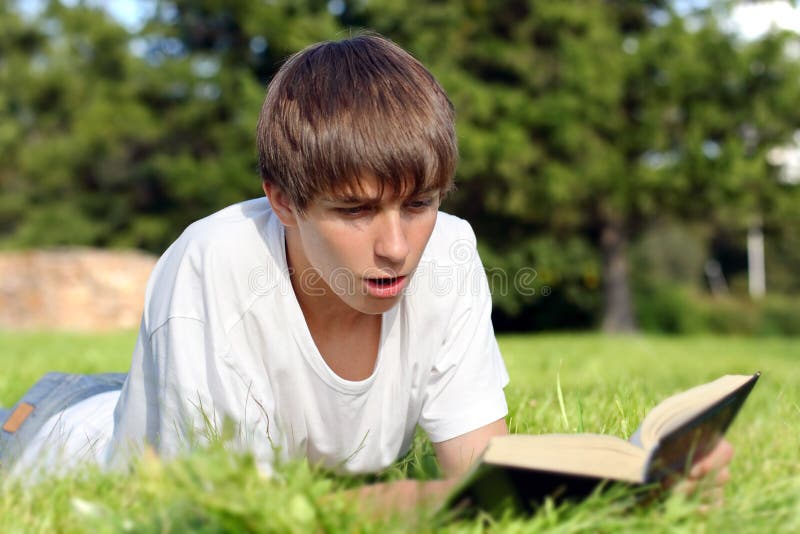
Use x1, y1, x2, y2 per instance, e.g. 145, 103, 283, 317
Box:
374, 211, 409, 267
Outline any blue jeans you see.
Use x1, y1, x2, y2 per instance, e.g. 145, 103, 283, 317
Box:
0, 372, 126, 469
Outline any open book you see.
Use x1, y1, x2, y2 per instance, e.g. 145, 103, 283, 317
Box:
445, 372, 760, 515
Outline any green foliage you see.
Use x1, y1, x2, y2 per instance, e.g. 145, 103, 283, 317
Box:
0, 0, 345, 253
1, 332, 799, 531
764, 219, 800, 295
629, 217, 800, 335
631, 220, 708, 288
699, 294, 800, 336
1, 1, 799, 328
633, 285, 800, 335
0, 2, 163, 249
344, 0, 800, 328
633, 283, 706, 334
480, 234, 601, 320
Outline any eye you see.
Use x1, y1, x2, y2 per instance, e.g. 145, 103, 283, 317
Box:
405, 198, 435, 211
336, 205, 372, 216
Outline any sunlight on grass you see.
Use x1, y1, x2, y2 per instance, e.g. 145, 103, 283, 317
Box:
0, 332, 798, 532
0, 330, 136, 406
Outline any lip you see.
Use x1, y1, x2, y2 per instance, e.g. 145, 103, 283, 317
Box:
364, 275, 408, 298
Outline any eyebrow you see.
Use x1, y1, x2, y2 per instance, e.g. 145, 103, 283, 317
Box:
323, 187, 440, 204
323, 194, 380, 204
325, 195, 380, 204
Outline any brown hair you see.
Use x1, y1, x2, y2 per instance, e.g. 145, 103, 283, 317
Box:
256, 33, 457, 212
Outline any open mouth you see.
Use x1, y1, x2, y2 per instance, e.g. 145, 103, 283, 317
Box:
364, 275, 407, 297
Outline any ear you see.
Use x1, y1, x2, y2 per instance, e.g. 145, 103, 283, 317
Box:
262, 181, 298, 227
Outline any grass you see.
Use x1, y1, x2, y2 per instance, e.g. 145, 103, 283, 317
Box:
1, 331, 798, 532
0, 330, 135, 407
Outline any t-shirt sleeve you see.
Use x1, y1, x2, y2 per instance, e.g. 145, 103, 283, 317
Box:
109, 319, 276, 476
418, 221, 510, 443
108, 232, 277, 475
109, 318, 217, 459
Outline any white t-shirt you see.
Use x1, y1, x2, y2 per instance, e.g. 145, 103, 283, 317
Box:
26, 198, 508, 475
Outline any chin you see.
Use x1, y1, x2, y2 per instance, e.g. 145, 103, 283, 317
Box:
351, 296, 402, 315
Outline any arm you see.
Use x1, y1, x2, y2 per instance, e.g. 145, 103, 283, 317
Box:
433, 417, 508, 478
343, 418, 508, 518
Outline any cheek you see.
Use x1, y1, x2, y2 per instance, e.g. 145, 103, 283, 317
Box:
410, 214, 438, 254
308, 226, 364, 272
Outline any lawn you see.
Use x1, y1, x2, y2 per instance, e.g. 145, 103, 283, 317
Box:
0, 331, 798, 532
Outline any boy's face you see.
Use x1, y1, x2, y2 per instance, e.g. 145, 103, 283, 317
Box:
274, 174, 441, 316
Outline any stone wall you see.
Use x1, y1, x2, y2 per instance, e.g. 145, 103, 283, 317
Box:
0, 249, 157, 331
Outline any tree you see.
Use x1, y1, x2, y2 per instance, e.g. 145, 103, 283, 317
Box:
344, 0, 800, 331
122, 0, 345, 249
0, 0, 345, 252
0, 1, 159, 248
3, 0, 798, 331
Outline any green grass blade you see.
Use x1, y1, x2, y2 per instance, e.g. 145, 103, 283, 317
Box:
556, 360, 570, 430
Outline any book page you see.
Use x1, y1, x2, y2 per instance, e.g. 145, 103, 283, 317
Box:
638, 374, 757, 450
483, 434, 647, 483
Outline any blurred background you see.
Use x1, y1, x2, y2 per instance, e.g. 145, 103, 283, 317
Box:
1, 0, 798, 335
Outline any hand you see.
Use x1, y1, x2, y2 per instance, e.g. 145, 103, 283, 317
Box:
334, 478, 460, 520
673, 438, 734, 509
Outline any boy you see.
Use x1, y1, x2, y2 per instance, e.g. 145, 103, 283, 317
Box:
111, 32, 510, 486
1, 34, 730, 511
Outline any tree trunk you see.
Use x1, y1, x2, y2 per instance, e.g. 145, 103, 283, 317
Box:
747, 219, 766, 299
600, 220, 637, 333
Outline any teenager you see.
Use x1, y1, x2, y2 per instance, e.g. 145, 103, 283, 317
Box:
0, 33, 732, 511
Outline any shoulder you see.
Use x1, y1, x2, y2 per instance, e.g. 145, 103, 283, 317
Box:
179, 198, 276, 248
143, 198, 285, 330
155, 198, 280, 278
422, 211, 477, 266
404, 211, 483, 316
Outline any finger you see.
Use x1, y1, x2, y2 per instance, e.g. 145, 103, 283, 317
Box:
690, 465, 731, 488
699, 486, 725, 508
691, 440, 735, 478
675, 465, 730, 496
713, 466, 730, 486
672, 478, 697, 496
712, 439, 735, 466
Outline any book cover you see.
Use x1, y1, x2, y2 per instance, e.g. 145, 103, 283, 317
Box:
444, 372, 760, 516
